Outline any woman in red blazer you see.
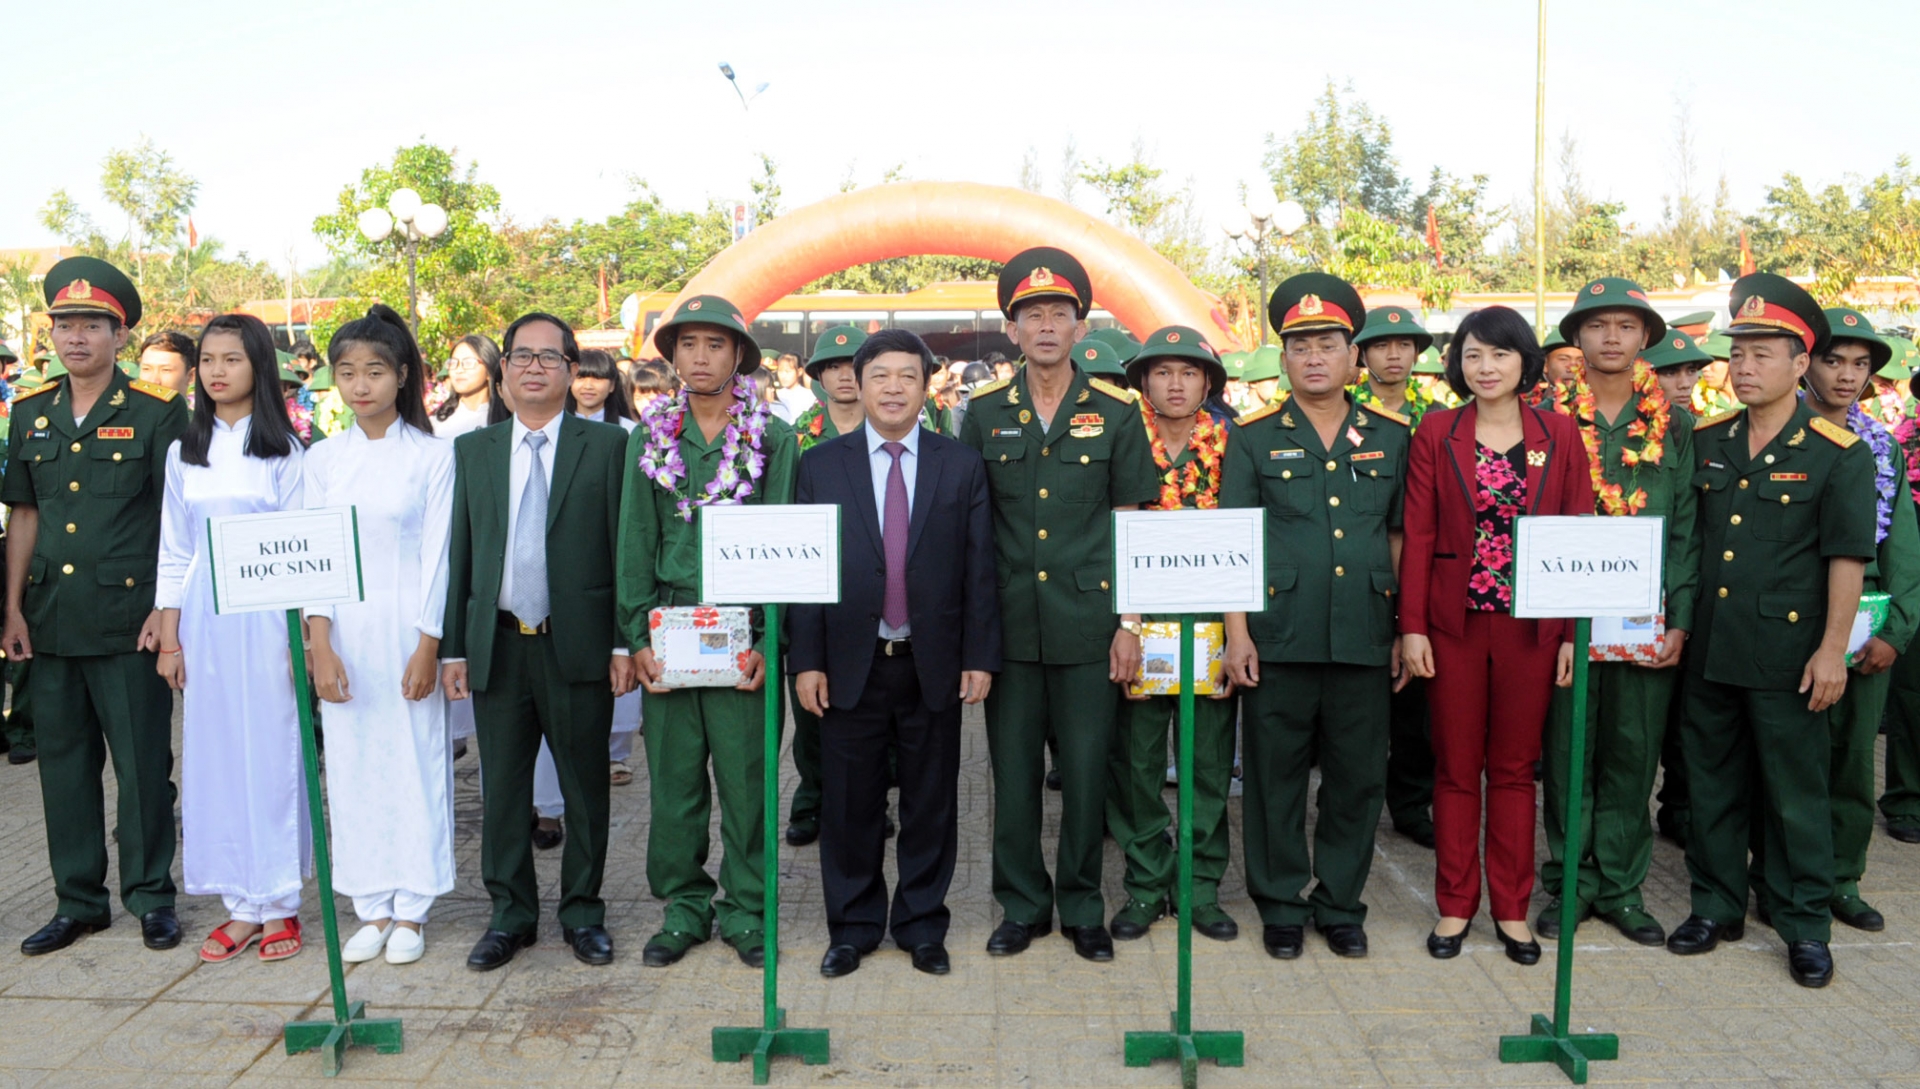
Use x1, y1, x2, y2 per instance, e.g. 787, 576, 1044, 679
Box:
1398, 306, 1596, 964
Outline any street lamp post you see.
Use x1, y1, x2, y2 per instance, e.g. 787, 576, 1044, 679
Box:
356, 187, 449, 338
1227, 192, 1308, 346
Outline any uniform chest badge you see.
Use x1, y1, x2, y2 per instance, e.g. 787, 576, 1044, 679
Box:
33, 417, 47, 429
97, 427, 134, 439
1069, 412, 1104, 438
1345, 426, 1365, 447
1350, 450, 1385, 462
1018, 410, 1032, 424
1271, 449, 1306, 460
1770, 472, 1808, 481
27, 429, 49, 441
992, 427, 1022, 438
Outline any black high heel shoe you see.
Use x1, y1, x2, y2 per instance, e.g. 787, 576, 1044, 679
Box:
1495, 922, 1541, 965
1427, 921, 1469, 959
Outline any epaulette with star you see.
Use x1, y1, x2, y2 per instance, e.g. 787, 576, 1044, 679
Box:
1696, 408, 1744, 430
1237, 401, 1283, 426
1809, 416, 1861, 449
13, 381, 57, 401
1367, 405, 1411, 427
1087, 377, 1137, 404
972, 377, 1010, 400
130, 379, 179, 402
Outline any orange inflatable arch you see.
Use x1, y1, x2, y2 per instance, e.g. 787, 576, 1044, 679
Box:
664, 181, 1243, 352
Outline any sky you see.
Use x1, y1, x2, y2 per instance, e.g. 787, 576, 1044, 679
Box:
7, 0, 1917, 280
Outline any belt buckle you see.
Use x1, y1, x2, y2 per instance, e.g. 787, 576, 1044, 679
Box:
884, 638, 905, 657
518, 619, 538, 636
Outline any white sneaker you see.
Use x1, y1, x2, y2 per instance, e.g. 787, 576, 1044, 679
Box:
342, 922, 392, 963
385, 926, 425, 965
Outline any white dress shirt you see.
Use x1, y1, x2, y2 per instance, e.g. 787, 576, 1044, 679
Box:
867, 424, 919, 639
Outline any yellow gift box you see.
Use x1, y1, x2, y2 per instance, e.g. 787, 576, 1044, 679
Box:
1128, 621, 1226, 697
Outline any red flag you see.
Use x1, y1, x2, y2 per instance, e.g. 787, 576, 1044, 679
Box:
188, 217, 198, 250
1425, 205, 1444, 266
1739, 229, 1756, 277
597, 265, 610, 324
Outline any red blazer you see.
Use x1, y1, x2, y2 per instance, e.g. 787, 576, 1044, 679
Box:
1398, 401, 1596, 645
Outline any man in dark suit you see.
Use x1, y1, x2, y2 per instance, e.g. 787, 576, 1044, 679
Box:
440, 312, 636, 970
791, 329, 1001, 978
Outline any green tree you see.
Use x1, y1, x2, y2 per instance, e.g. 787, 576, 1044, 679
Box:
1261, 82, 1412, 261
1746, 158, 1920, 305
1078, 142, 1209, 275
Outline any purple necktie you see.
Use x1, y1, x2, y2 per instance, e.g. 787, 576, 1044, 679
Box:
882, 441, 910, 629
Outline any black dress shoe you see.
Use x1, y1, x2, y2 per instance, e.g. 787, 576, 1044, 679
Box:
1427, 922, 1468, 959
1262, 924, 1304, 960
785, 818, 819, 847
642, 930, 703, 967
466, 928, 536, 971
727, 931, 766, 968
532, 817, 564, 851
1535, 897, 1588, 940
20, 915, 107, 956
1597, 905, 1667, 946
1787, 940, 1834, 988
1831, 895, 1885, 932
1319, 923, 1368, 958
819, 944, 863, 977
1887, 821, 1920, 844
1060, 925, 1114, 962
140, 907, 181, 951
1495, 925, 1541, 965
985, 918, 1050, 956
1666, 915, 1742, 955
562, 924, 613, 966
908, 942, 950, 975
7, 746, 36, 765
1395, 823, 1436, 849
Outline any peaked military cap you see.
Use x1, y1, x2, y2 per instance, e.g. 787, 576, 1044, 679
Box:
1126, 325, 1227, 396
1727, 272, 1829, 355
1268, 272, 1365, 339
1083, 326, 1142, 363
1821, 307, 1893, 370
1352, 305, 1434, 354
1071, 338, 1128, 378
1643, 329, 1714, 371
998, 246, 1091, 319
805, 324, 868, 378
44, 255, 142, 327
1559, 276, 1666, 346
653, 293, 763, 373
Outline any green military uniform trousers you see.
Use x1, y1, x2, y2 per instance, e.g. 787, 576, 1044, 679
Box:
987, 660, 1118, 928
1384, 677, 1432, 834
1105, 691, 1235, 907
473, 627, 613, 933
1241, 663, 1389, 927
642, 683, 764, 942
1881, 644, 1920, 830
1828, 666, 1894, 898
1682, 676, 1833, 943
31, 651, 175, 925
5, 658, 34, 753
1541, 661, 1677, 912
782, 670, 822, 827
1656, 681, 1690, 840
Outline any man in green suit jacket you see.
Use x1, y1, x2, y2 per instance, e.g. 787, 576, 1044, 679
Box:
440, 312, 636, 971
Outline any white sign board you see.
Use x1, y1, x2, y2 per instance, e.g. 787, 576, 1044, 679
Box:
1511, 515, 1664, 619
699, 504, 841, 605
1111, 508, 1266, 614
208, 507, 363, 615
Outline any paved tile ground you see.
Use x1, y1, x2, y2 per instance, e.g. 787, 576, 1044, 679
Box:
1, 697, 1918, 1086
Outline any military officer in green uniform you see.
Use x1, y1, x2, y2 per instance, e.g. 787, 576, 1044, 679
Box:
619, 294, 799, 968
1536, 279, 1699, 946
2, 257, 188, 956
959, 247, 1160, 962
1104, 326, 1239, 943
1668, 274, 1874, 989
1223, 273, 1411, 960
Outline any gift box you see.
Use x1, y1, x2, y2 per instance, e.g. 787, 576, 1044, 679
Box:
1128, 621, 1225, 697
648, 606, 753, 688
1589, 611, 1665, 664
1849, 592, 1893, 667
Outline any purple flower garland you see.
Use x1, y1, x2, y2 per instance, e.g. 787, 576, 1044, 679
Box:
637, 375, 770, 522
1847, 402, 1896, 545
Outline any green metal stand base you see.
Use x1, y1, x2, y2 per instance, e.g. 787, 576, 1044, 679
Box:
1125, 1013, 1244, 1089
284, 1001, 404, 1077
712, 1009, 830, 1085
1499, 1013, 1618, 1084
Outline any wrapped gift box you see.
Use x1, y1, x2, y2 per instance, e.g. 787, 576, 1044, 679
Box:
1590, 612, 1665, 664
648, 606, 752, 688
1128, 621, 1226, 697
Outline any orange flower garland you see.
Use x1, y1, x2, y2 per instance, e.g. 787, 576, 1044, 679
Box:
1139, 398, 1226, 510
1553, 358, 1669, 516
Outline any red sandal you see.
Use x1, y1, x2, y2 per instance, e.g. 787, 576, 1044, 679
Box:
199, 922, 262, 963
259, 917, 303, 962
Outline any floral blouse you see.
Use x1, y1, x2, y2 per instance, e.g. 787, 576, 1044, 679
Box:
1468, 441, 1528, 611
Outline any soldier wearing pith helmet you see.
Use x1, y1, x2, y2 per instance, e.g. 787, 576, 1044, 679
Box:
1351, 306, 1437, 427
2, 256, 189, 957
958, 246, 1160, 962
1224, 272, 1410, 961
1672, 273, 1873, 989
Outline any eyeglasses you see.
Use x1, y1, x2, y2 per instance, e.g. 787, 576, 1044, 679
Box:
506, 349, 569, 371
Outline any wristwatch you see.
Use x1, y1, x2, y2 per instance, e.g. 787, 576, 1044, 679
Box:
1120, 620, 1144, 638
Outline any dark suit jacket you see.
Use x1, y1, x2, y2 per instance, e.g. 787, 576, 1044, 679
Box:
442, 414, 629, 690
1398, 401, 1596, 646
789, 426, 1001, 712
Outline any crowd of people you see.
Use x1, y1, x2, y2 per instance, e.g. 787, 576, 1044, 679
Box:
1, 246, 1915, 997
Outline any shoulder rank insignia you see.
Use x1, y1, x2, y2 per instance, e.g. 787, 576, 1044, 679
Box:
1087, 377, 1138, 404
1368, 405, 1410, 427
1695, 408, 1743, 430
130, 379, 179, 402
14, 382, 57, 401
1237, 402, 1283, 426
971, 377, 1010, 401
1808, 416, 1859, 449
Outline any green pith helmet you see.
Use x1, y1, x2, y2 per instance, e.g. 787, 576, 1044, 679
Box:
1701, 331, 1733, 361
653, 294, 763, 374
1084, 327, 1142, 363
1883, 336, 1919, 380
0, 341, 16, 363
998, 246, 1092, 320
43, 255, 143, 328
805, 324, 868, 379
1126, 325, 1227, 397
1822, 307, 1894, 371
1242, 344, 1284, 383
1644, 329, 1714, 371
1727, 272, 1830, 355
1670, 310, 1716, 332
276, 350, 302, 385
1352, 305, 1434, 355
1268, 272, 1365, 341
1541, 326, 1568, 351
1070, 338, 1128, 378
1414, 346, 1446, 374
307, 364, 335, 391
38, 352, 67, 380
1559, 277, 1667, 347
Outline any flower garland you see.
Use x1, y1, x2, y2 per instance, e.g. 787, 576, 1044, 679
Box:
793, 403, 830, 451
1352, 371, 1434, 425
1553, 359, 1669, 516
637, 375, 770, 522
1848, 402, 1897, 545
1139, 397, 1225, 510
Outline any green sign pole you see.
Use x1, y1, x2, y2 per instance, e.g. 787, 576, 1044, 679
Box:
1499, 616, 1617, 1083
1125, 614, 1243, 1088
713, 600, 830, 1083
282, 607, 403, 1075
